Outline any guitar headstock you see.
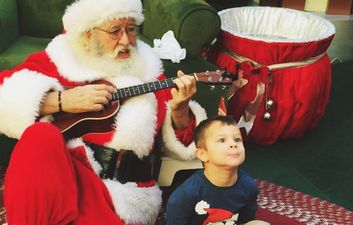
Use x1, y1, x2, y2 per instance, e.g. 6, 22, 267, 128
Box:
193, 70, 237, 85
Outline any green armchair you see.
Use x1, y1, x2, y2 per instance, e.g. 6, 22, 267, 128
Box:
0, 0, 72, 70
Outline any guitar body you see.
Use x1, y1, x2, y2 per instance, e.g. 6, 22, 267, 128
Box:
52, 100, 120, 139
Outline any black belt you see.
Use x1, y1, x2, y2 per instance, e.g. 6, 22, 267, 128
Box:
86, 143, 155, 183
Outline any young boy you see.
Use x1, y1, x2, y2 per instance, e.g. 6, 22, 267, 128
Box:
166, 116, 269, 225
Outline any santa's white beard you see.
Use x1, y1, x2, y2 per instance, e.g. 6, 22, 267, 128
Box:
70, 38, 146, 79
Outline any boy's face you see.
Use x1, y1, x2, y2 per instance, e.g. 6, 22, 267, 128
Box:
197, 122, 245, 169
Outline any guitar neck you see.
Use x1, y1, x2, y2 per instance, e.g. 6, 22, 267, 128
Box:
111, 77, 176, 100
111, 70, 232, 101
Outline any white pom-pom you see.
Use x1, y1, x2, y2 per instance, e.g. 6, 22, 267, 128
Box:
195, 200, 210, 215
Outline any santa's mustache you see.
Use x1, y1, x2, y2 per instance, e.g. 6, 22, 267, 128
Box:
108, 45, 135, 58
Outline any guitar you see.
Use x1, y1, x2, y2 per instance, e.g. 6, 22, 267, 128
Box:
52, 70, 235, 139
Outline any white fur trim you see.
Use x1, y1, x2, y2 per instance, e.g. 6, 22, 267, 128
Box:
162, 100, 207, 160
103, 179, 162, 225
46, 37, 163, 83
107, 75, 157, 158
46, 35, 103, 82
63, 0, 144, 38
134, 41, 164, 82
67, 138, 103, 175
0, 69, 62, 139
219, 6, 335, 43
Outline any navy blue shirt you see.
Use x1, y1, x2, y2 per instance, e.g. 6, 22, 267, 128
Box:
166, 169, 258, 225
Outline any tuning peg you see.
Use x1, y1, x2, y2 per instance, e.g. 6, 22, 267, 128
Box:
222, 68, 238, 81
222, 85, 227, 90
210, 85, 216, 91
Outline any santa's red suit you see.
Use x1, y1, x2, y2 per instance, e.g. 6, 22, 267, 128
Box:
0, 13, 206, 225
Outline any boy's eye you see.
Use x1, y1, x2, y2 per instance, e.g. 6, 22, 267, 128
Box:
218, 138, 225, 143
234, 137, 242, 142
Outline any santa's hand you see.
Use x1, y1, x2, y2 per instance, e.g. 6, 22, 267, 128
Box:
61, 84, 116, 113
170, 70, 196, 130
170, 71, 196, 110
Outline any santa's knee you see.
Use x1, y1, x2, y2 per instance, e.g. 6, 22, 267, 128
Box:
17, 122, 66, 158
21, 122, 62, 141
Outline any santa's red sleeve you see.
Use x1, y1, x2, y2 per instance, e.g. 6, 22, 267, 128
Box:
154, 74, 207, 160
0, 51, 63, 139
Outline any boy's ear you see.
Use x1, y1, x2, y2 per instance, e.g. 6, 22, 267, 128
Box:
195, 148, 208, 163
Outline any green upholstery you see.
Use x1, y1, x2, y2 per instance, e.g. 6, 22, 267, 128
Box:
0, 0, 75, 70
142, 0, 221, 57
17, 0, 73, 37
0, 0, 20, 52
0, 36, 51, 70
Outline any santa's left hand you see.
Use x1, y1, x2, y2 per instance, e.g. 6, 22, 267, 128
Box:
170, 70, 196, 111
170, 71, 196, 130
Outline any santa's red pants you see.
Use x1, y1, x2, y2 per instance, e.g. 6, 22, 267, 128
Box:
4, 123, 126, 225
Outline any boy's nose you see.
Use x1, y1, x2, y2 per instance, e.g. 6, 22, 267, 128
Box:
229, 141, 237, 148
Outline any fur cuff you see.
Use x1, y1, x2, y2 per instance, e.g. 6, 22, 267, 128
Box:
162, 100, 207, 160
103, 179, 162, 225
0, 69, 62, 139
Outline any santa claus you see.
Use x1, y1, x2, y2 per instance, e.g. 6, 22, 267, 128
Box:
0, 0, 206, 224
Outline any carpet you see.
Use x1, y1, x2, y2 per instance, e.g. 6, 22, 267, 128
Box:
1, 170, 353, 225
156, 179, 353, 225
255, 179, 353, 225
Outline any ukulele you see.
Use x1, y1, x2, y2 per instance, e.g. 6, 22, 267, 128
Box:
52, 70, 236, 139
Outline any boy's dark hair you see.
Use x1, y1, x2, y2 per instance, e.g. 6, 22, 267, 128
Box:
194, 115, 238, 148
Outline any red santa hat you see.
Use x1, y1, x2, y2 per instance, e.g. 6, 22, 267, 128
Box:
195, 201, 237, 225
203, 208, 234, 225
62, 0, 144, 37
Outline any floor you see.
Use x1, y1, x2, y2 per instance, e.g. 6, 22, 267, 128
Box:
312, 9, 353, 63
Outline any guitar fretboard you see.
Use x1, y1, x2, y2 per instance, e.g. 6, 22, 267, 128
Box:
112, 78, 176, 100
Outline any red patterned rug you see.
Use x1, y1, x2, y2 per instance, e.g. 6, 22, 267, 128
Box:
255, 179, 353, 225
1, 169, 353, 225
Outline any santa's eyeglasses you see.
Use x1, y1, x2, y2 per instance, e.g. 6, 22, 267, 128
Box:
94, 25, 139, 40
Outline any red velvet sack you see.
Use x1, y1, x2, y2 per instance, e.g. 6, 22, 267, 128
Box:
208, 7, 335, 145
